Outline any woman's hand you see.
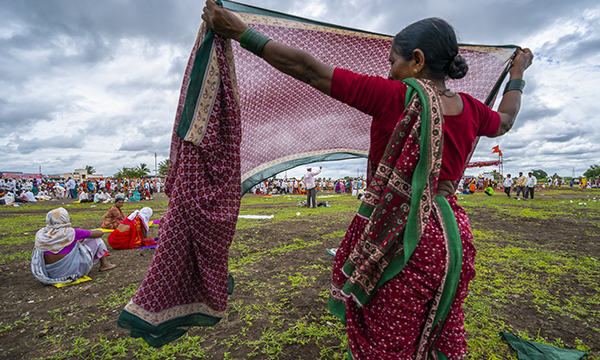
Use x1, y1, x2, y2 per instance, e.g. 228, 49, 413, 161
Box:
509, 47, 534, 77
201, 0, 248, 41
201, 0, 333, 94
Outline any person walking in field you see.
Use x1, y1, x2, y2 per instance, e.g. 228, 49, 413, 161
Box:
515, 172, 526, 197
525, 172, 537, 199
503, 174, 514, 198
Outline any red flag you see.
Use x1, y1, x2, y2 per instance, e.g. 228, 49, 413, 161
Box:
492, 145, 500, 154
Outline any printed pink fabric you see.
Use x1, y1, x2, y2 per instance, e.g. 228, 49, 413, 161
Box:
230, 11, 515, 186
331, 196, 475, 359
122, 32, 241, 328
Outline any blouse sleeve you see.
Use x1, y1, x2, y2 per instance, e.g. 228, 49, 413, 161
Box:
473, 98, 501, 137
73, 229, 91, 241
330, 68, 406, 118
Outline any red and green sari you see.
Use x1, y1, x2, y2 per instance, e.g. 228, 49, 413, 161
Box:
329, 79, 467, 360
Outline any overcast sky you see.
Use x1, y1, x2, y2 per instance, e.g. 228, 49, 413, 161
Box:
1, 0, 599, 180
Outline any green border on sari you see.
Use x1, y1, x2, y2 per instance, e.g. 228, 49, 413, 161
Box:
339, 78, 433, 306
176, 0, 224, 141
117, 273, 235, 348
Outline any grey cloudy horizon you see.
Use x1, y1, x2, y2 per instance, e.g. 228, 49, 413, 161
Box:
1, 0, 599, 180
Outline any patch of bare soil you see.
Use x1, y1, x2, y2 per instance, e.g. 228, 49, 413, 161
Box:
0, 195, 353, 359
468, 201, 600, 352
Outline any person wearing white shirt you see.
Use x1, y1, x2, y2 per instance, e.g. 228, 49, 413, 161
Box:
66, 178, 77, 199
304, 167, 322, 208
25, 190, 37, 202
525, 172, 537, 199
503, 174, 513, 198
79, 191, 92, 203
0, 192, 15, 205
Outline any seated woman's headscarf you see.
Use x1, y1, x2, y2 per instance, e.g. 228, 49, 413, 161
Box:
127, 207, 152, 231
35, 207, 75, 253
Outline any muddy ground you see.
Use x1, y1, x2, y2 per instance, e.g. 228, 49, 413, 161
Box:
0, 189, 599, 359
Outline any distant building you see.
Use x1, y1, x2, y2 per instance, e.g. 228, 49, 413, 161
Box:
60, 169, 104, 181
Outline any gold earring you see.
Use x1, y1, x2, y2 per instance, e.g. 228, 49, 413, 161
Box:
413, 69, 418, 74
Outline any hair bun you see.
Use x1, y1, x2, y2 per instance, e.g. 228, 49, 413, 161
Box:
448, 54, 468, 79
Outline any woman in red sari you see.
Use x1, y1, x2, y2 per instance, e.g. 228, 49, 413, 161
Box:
203, 3, 532, 359
107, 207, 156, 250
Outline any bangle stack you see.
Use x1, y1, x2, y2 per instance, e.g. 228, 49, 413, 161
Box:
240, 28, 271, 57
503, 79, 526, 95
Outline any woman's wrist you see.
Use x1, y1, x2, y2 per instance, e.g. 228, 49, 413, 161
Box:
240, 28, 271, 57
232, 25, 248, 42
509, 68, 524, 79
503, 78, 526, 95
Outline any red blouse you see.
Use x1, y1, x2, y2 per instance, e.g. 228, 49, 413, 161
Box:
330, 68, 501, 181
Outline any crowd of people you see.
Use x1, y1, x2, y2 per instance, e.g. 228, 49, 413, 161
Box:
453, 171, 600, 201
249, 176, 366, 196
0, 177, 163, 206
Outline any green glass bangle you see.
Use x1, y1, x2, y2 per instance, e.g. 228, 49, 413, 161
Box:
240, 28, 271, 57
503, 79, 526, 95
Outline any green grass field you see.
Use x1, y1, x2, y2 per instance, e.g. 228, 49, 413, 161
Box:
0, 189, 598, 359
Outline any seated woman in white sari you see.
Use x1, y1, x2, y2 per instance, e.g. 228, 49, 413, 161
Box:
101, 191, 114, 203
31, 208, 116, 285
35, 190, 52, 201
54, 185, 66, 198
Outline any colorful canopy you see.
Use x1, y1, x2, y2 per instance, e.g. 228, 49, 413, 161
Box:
222, 1, 516, 193
467, 161, 501, 168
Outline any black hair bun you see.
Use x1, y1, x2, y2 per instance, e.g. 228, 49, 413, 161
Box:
448, 54, 468, 79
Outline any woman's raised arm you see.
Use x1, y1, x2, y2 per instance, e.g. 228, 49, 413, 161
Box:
201, 0, 334, 95
490, 48, 534, 137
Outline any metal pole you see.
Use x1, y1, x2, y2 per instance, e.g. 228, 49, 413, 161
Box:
155, 153, 158, 175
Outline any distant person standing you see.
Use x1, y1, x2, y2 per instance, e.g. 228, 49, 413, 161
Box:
503, 174, 513, 198
304, 167, 322, 208
525, 172, 537, 199
515, 172, 526, 197
66, 177, 77, 199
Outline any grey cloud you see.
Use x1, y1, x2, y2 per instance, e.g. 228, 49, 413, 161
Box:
0, 98, 59, 134
0, 1, 202, 47
106, 77, 177, 95
11, 131, 86, 154
540, 34, 600, 63
118, 134, 170, 154
243, 0, 600, 45
515, 105, 561, 124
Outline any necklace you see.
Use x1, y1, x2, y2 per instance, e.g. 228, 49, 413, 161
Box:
437, 88, 457, 98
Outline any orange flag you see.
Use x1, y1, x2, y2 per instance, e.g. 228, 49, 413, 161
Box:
492, 145, 501, 154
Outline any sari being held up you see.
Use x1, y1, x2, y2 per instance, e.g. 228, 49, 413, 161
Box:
107, 207, 156, 250
201, 3, 533, 359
